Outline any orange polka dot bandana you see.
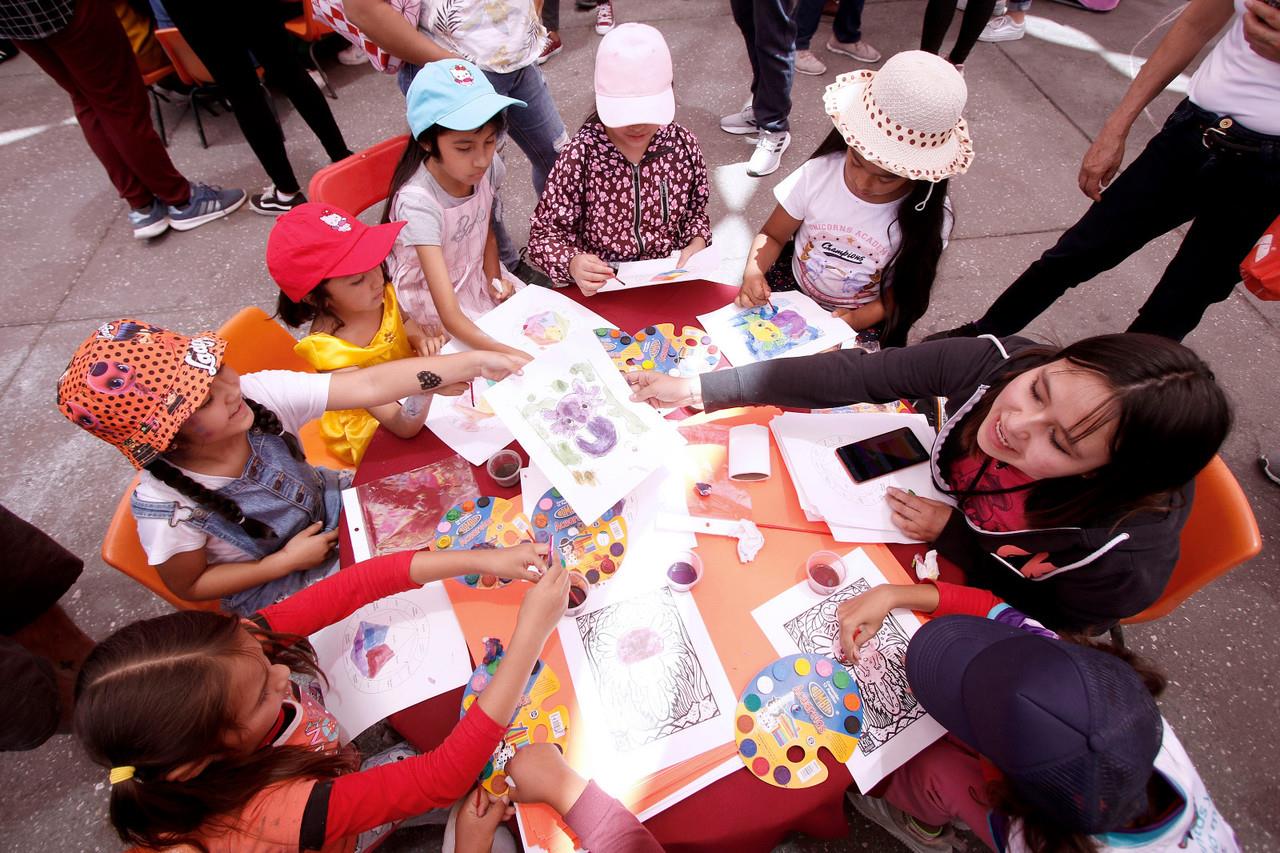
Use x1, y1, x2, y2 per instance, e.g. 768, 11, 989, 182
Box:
56, 320, 227, 469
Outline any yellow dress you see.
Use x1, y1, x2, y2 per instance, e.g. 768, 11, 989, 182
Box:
294, 286, 414, 466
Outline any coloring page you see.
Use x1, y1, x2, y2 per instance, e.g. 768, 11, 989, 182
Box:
441, 285, 613, 358
696, 290, 855, 366
424, 378, 515, 466
751, 547, 945, 792
486, 331, 683, 522
558, 582, 736, 796
600, 244, 727, 292
309, 582, 471, 741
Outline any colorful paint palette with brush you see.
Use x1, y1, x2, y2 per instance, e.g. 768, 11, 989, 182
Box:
594, 324, 721, 378
431, 496, 533, 589
460, 638, 571, 796
529, 487, 627, 585
734, 653, 863, 789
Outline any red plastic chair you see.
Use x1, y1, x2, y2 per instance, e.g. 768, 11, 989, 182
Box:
308, 134, 411, 216
101, 308, 346, 613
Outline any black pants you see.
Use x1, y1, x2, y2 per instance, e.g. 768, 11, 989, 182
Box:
164, 0, 351, 192
730, 0, 799, 132
974, 100, 1280, 341
920, 0, 999, 65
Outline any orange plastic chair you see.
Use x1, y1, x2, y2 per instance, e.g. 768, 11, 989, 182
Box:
101, 308, 347, 613
308, 134, 411, 216
154, 28, 273, 149
284, 1, 337, 98
1111, 455, 1262, 644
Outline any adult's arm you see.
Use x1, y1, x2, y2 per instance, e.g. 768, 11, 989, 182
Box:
344, 0, 457, 65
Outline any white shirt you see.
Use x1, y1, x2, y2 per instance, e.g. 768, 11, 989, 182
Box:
1187, 0, 1280, 135
133, 371, 332, 566
416, 0, 544, 74
774, 153, 953, 309
1007, 724, 1239, 853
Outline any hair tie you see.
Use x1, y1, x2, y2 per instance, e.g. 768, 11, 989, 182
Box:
109, 766, 136, 785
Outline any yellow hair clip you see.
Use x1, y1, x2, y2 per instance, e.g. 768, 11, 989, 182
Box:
108, 766, 136, 785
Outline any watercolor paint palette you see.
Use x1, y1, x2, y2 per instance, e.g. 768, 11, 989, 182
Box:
734, 653, 864, 789
529, 487, 627, 586
460, 639, 570, 796
430, 496, 533, 589
594, 324, 721, 378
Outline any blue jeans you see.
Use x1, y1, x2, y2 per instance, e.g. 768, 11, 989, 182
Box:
795, 0, 864, 49
730, 0, 799, 132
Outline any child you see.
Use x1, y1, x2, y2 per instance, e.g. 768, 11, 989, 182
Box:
270, 202, 448, 466
75, 545, 568, 852
57, 319, 523, 615
736, 51, 970, 348
526, 23, 712, 296
386, 59, 531, 361
838, 595, 1239, 852
627, 332, 1231, 633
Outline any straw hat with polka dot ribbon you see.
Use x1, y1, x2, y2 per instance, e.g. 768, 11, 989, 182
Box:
823, 50, 973, 183
56, 320, 227, 469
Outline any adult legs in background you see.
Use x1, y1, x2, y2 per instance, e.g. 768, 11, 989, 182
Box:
921, 0, 999, 65
488, 65, 568, 196
793, 0, 829, 74
729, 0, 797, 133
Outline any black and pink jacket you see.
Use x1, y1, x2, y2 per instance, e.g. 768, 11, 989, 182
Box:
700, 335, 1196, 634
527, 120, 713, 285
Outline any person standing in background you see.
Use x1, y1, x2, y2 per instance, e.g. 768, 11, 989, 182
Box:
721, 0, 799, 177
793, 0, 880, 76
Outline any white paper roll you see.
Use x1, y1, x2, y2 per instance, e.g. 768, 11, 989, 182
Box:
728, 424, 771, 482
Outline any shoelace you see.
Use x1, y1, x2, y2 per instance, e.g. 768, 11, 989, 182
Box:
597, 2, 613, 26
757, 134, 787, 152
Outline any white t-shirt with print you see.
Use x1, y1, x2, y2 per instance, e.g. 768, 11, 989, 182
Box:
133, 371, 332, 567
416, 0, 544, 74
774, 152, 953, 309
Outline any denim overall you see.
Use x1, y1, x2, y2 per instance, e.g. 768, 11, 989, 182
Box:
131, 430, 346, 616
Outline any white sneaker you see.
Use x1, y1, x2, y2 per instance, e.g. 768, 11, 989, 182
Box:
720, 103, 758, 135
594, 0, 614, 34
747, 130, 790, 177
979, 14, 1026, 41
337, 42, 366, 65
794, 49, 827, 75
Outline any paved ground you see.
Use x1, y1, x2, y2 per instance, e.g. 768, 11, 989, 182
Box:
0, 0, 1276, 850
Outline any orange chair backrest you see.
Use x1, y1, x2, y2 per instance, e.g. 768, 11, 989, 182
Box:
1123, 455, 1262, 624
309, 135, 411, 217
155, 27, 214, 87
100, 308, 347, 612
285, 0, 333, 41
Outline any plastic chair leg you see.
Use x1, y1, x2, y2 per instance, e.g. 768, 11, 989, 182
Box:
149, 88, 168, 147
309, 42, 337, 99
1109, 624, 1126, 649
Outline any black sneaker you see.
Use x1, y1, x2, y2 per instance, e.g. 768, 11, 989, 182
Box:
250, 186, 307, 216
510, 257, 555, 288
922, 322, 980, 342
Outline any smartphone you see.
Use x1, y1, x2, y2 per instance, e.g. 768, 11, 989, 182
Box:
836, 427, 931, 483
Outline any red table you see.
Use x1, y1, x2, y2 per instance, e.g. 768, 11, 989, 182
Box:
342, 281, 953, 853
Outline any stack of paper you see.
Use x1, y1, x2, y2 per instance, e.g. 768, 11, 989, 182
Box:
770, 412, 953, 543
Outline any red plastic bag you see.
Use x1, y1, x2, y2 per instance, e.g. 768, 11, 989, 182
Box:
1242, 214, 1280, 301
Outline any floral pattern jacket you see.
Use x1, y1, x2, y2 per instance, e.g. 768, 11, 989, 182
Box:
527, 121, 713, 284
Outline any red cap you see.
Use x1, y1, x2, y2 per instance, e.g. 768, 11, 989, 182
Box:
266, 202, 407, 301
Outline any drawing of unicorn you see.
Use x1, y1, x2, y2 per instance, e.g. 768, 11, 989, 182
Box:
541, 378, 618, 457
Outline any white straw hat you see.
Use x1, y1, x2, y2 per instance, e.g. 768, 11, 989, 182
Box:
823, 50, 973, 183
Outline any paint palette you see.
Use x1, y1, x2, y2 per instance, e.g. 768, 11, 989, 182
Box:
594, 324, 721, 378
431, 496, 533, 589
734, 653, 863, 789
460, 638, 570, 796
529, 487, 626, 585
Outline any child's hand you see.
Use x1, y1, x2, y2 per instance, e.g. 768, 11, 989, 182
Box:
489, 276, 516, 303
831, 299, 885, 330
513, 561, 570, 646
471, 350, 531, 381
409, 331, 447, 357
885, 487, 952, 542
473, 541, 550, 583
626, 371, 700, 408
453, 787, 512, 853
676, 238, 706, 269
505, 743, 589, 816
834, 585, 894, 663
279, 521, 339, 571
569, 253, 615, 296
736, 272, 771, 308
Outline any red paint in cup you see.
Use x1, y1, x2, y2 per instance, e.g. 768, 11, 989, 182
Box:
805, 550, 846, 595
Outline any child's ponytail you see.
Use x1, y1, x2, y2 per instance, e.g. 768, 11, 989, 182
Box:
147, 400, 310, 543
880, 178, 949, 348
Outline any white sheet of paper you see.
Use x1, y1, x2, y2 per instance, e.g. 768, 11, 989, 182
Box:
486, 330, 684, 522
600, 244, 725, 293
424, 379, 514, 466
455, 285, 614, 357
751, 548, 946, 792
696, 290, 855, 366
308, 582, 472, 742
771, 412, 951, 539
558, 577, 736, 797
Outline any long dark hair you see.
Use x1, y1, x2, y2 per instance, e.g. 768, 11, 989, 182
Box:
74, 611, 357, 852
808, 129, 949, 347
986, 637, 1167, 853
381, 113, 508, 226
942, 333, 1231, 527
144, 399, 308, 542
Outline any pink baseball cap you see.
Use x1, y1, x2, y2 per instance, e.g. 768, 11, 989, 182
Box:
594, 23, 675, 128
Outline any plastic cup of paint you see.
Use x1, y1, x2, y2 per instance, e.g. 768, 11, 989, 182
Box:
806, 550, 846, 595
666, 550, 704, 593
486, 449, 522, 488
564, 572, 590, 617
